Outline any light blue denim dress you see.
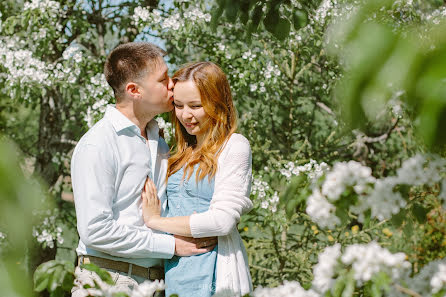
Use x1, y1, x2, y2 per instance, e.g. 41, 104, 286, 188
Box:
164, 166, 217, 297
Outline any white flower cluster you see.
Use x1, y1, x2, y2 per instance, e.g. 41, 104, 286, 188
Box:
62, 46, 83, 63
155, 117, 173, 143
423, 5, 446, 25
252, 281, 319, 297
356, 154, 445, 221
252, 178, 270, 199
134, 5, 210, 32
75, 276, 164, 297
162, 13, 182, 30
32, 213, 63, 249
0, 39, 50, 87
134, 7, 152, 23
280, 159, 329, 180
312, 243, 341, 293
251, 178, 279, 213
341, 241, 410, 283
431, 263, 446, 294
24, 0, 61, 15
242, 49, 256, 61
352, 178, 406, 221
184, 7, 211, 22
129, 280, 165, 297
262, 61, 281, 79
306, 189, 340, 228
261, 191, 279, 212
306, 154, 445, 228
322, 161, 375, 201
213, 43, 232, 60
313, 0, 336, 24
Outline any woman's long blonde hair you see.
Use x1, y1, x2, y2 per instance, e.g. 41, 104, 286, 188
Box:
167, 62, 237, 181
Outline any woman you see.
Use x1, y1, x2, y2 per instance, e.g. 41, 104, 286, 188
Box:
141, 61, 253, 297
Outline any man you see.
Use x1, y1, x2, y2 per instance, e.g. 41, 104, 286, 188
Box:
71, 42, 216, 296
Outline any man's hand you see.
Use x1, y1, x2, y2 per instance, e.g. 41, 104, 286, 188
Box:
174, 235, 217, 256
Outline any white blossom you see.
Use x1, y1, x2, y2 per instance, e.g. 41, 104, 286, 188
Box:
184, 7, 211, 22
252, 281, 320, 297
321, 161, 375, 201
353, 178, 406, 222
130, 280, 165, 297
431, 263, 446, 294
134, 6, 151, 22
24, 0, 61, 15
162, 13, 182, 30
312, 244, 341, 293
280, 159, 329, 181
306, 189, 340, 228
155, 117, 173, 143
341, 241, 410, 283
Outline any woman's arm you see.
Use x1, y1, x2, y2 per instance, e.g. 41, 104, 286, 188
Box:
142, 134, 253, 238
141, 178, 192, 237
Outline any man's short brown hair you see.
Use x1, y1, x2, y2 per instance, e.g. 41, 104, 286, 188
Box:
104, 42, 166, 99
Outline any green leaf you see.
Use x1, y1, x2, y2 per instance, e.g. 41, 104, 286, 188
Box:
293, 10, 307, 30
34, 260, 58, 292
412, 203, 429, 223
224, 0, 240, 22
81, 263, 114, 285
331, 275, 346, 297
390, 209, 406, 227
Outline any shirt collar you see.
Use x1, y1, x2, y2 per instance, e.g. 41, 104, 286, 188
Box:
105, 105, 161, 140
105, 105, 137, 133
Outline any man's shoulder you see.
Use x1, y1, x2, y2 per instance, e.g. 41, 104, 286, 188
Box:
77, 117, 115, 147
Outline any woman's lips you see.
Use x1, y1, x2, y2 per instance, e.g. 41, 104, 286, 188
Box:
184, 123, 197, 128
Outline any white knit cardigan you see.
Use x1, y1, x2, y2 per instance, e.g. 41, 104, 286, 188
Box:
189, 133, 253, 296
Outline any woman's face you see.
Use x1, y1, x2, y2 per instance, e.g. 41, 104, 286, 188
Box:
173, 80, 210, 139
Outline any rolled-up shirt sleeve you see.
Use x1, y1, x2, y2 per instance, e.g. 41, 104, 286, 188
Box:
189, 134, 253, 238
72, 143, 175, 259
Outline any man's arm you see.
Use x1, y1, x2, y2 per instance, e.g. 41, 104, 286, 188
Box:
72, 143, 175, 259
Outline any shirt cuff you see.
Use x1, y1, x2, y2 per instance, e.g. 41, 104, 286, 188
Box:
150, 233, 175, 259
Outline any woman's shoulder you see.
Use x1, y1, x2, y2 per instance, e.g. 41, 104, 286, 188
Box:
219, 133, 251, 159
226, 133, 250, 147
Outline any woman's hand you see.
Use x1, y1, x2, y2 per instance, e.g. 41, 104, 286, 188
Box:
141, 177, 161, 228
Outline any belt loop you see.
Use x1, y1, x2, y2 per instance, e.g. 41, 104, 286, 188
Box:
128, 263, 133, 277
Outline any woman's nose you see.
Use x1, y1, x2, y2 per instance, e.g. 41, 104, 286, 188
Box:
182, 107, 193, 119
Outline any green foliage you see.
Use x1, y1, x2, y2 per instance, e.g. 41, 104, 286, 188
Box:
327, 0, 446, 150
211, 0, 316, 40
0, 137, 48, 297
34, 260, 75, 296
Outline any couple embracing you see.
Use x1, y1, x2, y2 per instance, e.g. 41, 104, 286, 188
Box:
71, 42, 253, 297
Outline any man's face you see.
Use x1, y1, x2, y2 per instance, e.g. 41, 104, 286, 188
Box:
136, 58, 174, 116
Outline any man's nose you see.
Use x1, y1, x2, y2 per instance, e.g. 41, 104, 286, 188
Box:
167, 77, 174, 91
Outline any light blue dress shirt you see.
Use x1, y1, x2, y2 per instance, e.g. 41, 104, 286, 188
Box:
71, 105, 175, 268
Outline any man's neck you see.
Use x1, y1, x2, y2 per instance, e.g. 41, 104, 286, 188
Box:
116, 103, 153, 140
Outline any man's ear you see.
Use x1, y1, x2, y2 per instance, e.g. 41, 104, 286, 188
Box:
125, 82, 140, 99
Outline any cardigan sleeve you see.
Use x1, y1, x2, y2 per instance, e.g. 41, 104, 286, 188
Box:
190, 134, 253, 237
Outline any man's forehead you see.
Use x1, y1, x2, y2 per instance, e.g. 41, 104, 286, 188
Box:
152, 58, 168, 74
